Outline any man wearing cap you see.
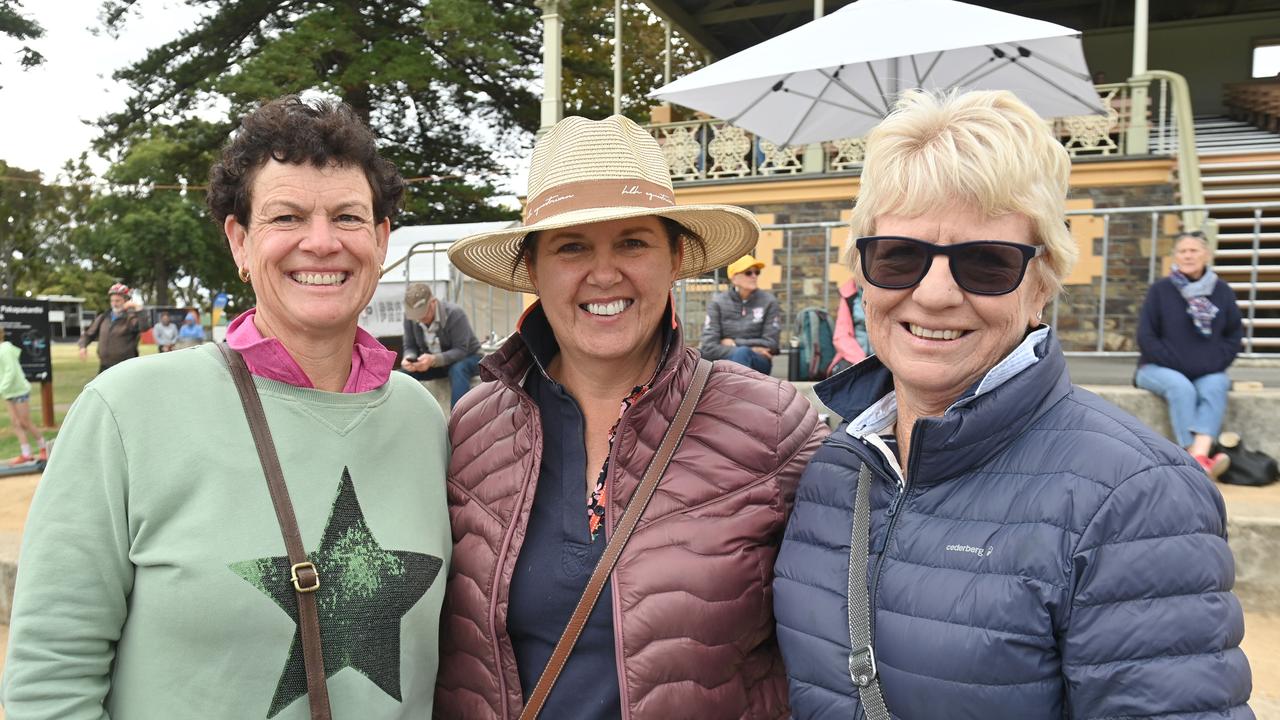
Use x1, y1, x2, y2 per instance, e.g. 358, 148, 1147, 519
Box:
700, 254, 781, 375
78, 283, 143, 374
400, 282, 482, 407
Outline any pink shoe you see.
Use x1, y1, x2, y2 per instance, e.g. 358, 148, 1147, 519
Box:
1194, 453, 1230, 479
37, 447, 48, 462
6, 454, 35, 467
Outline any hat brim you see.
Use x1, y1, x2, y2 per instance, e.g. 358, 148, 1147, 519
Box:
447, 204, 760, 293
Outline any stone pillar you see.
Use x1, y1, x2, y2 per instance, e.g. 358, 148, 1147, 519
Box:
802, 0, 826, 174
1126, 0, 1150, 154
537, 0, 563, 131
614, 0, 624, 116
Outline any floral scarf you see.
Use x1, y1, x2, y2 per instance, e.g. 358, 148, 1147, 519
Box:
1170, 268, 1219, 337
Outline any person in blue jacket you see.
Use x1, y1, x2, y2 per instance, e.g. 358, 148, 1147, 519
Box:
773, 89, 1253, 719
1135, 230, 1242, 478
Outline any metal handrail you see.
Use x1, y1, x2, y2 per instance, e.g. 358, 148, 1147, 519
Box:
1129, 70, 1206, 235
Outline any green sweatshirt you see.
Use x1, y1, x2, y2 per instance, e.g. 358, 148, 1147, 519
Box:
2, 344, 451, 720
0, 341, 30, 400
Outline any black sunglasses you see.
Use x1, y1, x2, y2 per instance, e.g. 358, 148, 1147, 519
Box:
856, 235, 1044, 296
740, 268, 761, 277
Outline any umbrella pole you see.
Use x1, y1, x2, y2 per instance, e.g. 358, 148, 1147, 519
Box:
783, 87, 884, 119
823, 70, 890, 117
784, 69, 847, 146
865, 62, 892, 112
728, 74, 795, 125
918, 51, 945, 86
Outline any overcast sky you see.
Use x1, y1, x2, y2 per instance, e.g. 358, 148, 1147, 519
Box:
0, 1, 206, 179
0, 1, 532, 202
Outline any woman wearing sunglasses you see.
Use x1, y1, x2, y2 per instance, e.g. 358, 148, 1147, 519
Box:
773, 90, 1252, 718
700, 254, 782, 374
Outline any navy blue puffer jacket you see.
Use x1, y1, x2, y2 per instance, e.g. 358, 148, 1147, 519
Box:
774, 331, 1252, 719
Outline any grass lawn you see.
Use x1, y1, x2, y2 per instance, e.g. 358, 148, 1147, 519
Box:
1, 342, 158, 460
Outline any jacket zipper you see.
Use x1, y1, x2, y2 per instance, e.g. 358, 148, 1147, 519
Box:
491, 375, 543, 720
864, 421, 922, 647
604, 354, 682, 720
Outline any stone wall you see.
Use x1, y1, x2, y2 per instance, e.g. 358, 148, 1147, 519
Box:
701, 182, 1183, 352
1056, 183, 1180, 352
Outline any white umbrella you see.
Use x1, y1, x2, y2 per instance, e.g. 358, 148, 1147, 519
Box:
649, 0, 1104, 147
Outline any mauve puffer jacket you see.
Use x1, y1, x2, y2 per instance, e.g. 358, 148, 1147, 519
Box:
774, 331, 1253, 719
435, 327, 826, 719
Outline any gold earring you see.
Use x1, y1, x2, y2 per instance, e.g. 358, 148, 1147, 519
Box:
239, 267, 250, 283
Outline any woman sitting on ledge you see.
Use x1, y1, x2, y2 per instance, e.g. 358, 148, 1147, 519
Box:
1136, 230, 1243, 478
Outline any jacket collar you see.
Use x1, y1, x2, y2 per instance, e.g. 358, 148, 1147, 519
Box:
816, 328, 1072, 486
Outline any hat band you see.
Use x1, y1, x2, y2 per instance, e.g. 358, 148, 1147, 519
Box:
524, 179, 676, 224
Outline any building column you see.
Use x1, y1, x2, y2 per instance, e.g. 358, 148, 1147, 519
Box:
614, 0, 624, 116
1126, 0, 1150, 154
537, 0, 563, 131
802, 1, 826, 173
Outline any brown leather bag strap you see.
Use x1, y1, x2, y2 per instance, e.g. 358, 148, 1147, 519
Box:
519, 358, 714, 720
217, 342, 332, 720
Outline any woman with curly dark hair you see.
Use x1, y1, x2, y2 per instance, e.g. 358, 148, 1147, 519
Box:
2, 95, 451, 720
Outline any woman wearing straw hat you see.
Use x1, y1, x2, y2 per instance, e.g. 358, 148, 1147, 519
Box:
435, 115, 827, 719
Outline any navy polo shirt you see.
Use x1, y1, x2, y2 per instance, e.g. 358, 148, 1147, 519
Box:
506, 304, 676, 718
506, 306, 620, 719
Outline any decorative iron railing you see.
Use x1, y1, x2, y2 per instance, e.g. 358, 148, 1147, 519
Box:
645, 78, 1176, 182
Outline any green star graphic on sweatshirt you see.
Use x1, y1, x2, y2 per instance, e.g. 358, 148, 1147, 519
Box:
230, 467, 443, 718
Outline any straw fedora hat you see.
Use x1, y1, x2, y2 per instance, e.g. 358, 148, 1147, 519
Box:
448, 115, 760, 293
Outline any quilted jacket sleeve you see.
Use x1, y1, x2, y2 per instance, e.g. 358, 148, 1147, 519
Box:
1060, 461, 1253, 718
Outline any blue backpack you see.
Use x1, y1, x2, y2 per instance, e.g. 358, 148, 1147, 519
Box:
794, 307, 836, 381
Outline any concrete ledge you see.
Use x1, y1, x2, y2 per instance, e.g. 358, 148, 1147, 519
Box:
792, 381, 1280, 613
1079, 386, 1280, 460
794, 381, 1280, 460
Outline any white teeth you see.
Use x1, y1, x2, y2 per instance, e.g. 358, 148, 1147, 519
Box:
584, 300, 631, 316
292, 272, 347, 286
908, 323, 964, 340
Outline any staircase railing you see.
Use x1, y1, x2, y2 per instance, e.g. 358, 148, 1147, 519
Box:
1130, 70, 1207, 237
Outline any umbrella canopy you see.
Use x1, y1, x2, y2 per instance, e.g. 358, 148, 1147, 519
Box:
649, 0, 1104, 147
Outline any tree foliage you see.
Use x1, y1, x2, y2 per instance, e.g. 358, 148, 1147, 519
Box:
0, 0, 44, 77
560, 0, 703, 122
69, 119, 239, 307
96, 0, 543, 225
6, 1, 699, 311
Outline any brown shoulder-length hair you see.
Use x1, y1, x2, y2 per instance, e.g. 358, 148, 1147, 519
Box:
207, 95, 405, 226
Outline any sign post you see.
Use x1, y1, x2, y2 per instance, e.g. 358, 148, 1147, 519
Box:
0, 298, 54, 428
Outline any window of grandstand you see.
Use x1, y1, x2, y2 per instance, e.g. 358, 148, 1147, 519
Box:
1252, 38, 1280, 77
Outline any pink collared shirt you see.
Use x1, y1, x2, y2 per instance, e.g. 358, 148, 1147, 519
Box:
225, 308, 397, 393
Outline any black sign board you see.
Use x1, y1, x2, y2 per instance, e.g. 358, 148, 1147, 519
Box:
0, 298, 52, 382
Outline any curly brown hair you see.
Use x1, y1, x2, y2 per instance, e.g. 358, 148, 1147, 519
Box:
207, 95, 405, 226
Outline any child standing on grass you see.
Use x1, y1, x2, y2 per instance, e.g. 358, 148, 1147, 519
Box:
0, 327, 46, 466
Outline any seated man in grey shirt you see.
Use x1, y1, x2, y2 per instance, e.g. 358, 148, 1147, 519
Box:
400, 283, 483, 407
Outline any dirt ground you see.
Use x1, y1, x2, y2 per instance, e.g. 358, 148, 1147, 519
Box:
0, 472, 1274, 717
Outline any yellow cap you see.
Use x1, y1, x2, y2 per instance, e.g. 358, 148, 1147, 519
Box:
727, 254, 765, 278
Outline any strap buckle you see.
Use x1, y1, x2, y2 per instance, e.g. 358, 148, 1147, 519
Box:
849, 644, 877, 688
290, 561, 321, 593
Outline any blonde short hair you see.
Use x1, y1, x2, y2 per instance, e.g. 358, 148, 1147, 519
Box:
849, 89, 1076, 294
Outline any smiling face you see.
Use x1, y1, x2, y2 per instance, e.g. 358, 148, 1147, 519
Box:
527, 216, 680, 366
224, 160, 389, 347
864, 205, 1050, 413
1174, 235, 1210, 279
